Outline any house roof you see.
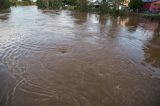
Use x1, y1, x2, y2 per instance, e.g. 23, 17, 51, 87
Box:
153, 0, 160, 4
143, 0, 157, 2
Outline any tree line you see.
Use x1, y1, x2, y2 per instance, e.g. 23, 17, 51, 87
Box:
36, 0, 143, 14
0, 0, 10, 9
1, 0, 144, 14
0, 0, 33, 9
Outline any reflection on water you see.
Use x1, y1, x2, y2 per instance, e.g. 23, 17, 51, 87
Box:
0, 63, 15, 106
72, 12, 87, 24
0, 6, 160, 106
144, 24, 160, 68
125, 17, 139, 33
0, 11, 10, 21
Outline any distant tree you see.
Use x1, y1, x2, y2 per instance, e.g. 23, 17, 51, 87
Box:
48, 0, 63, 9
9, 0, 18, 6
23, 0, 31, 3
0, 0, 10, 9
37, 0, 63, 9
36, 0, 46, 8
63, 0, 77, 5
99, 0, 109, 14
77, 0, 88, 11
129, 0, 143, 10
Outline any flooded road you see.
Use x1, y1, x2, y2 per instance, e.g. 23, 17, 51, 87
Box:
0, 6, 160, 106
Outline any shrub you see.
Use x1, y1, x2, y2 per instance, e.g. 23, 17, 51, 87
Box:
0, 0, 10, 9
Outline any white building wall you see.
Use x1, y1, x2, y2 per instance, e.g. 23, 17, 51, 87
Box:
88, 0, 102, 3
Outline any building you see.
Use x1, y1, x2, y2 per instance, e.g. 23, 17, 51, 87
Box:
88, 0, 130, 7
143, 0, 160, 12
150, 0, 160, 11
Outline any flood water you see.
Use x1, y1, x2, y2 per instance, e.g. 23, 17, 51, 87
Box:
0, 6, 160, 106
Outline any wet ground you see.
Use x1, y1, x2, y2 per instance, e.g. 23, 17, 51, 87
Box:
0, 6, 160, 106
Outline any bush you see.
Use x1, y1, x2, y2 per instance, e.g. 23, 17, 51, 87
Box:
119, 9, 128, 16
99, 1, 109, 14
37, 0, 63, 9
36, 0, 129, 16
49, 0, 63, 9
37, 0, 46, 8
0, 0, 10, 9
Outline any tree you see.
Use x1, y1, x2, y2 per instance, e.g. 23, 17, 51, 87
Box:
36, 0, 46, 8
9, 0, 18, 6
110, 0, 125, 10
48, 0, 63, 9
37, 0, 63, 9
23, 0, 31, 4
78, 0, 88, 11
63, 0, 77, 5
99, 0, 109, 14
129, 0, 143, 10
0, 0, 10, 9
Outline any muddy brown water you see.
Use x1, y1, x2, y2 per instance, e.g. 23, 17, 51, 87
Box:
0, 6, 160, 106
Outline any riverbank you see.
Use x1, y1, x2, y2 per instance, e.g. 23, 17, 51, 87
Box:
0, 9, 10, 11
140, 14, 160, 22
129, 12, 160, 22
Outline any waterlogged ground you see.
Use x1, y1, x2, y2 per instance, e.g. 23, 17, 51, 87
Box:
0, 6, 160, 106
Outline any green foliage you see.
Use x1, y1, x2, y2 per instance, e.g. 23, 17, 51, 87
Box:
9, 0, 17, 6
14, 0, 32, 6
36, 0, 46, 8
118, 9, 128, 16
0, 0, 10, 9
22, 0, 31, 4
17, 1, 31, 6
129, 0, 143, 10
9, 0, 32, 6
63, 0, 77, 5
36, 0, 128, 16
49, 0, 63, 9
37, 0, 63, 9
37, 0, 88, 11
77, 0, 88, 11
99, 0, 109, 14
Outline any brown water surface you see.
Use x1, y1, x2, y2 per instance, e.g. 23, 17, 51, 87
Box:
0, 6, 160, 106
